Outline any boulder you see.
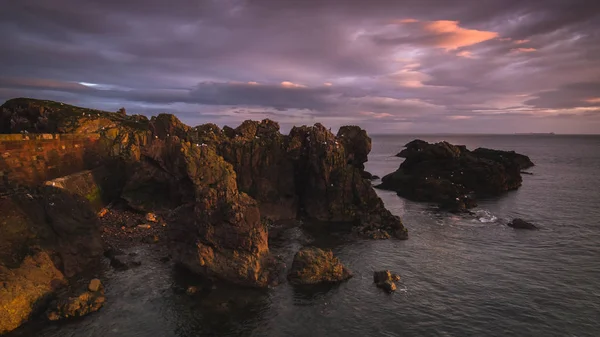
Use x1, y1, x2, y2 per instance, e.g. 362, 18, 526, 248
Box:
379, 140, 533, 212
46, 279, 105, 321
373, 270, 400, 292
0, 251, 66, 334
373, 270, 392, 283
508, 218, 538, 230
287, 247, 352, 285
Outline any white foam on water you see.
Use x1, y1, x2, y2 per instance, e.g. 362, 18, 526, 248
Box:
475, 209, 498, 223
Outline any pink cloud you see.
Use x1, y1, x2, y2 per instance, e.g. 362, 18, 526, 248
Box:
281, 81, 306, 88
447, 115, 473, 120
512, 47, 537, 53
514, 39, 530, 44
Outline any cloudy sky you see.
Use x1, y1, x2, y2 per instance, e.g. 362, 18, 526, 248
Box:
1, 0, 599, 133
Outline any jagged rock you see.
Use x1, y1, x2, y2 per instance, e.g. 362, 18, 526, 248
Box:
508, 218, 538, 230
287, 124, 407, 239
373, 270, 393, 283
472, 148, 534, 170
46, 279, 105, 321
337, 125, 371, 171
287, 247, 352, 285
379, 140, 533, 212
373, 270, 400, 292
379, 280, 396, 292
2, 98, 411, 291
123, 137, 272, 287
218, 119, 297, 220
395, 139, 429, 158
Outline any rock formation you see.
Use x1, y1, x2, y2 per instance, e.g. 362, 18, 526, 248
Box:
1, 98, 408, 291
379, 140, 534, 212
287, 247, 352, 285
0, 186, 103, 334
373, 270, 401, 293
46, 279, 105, 321
507, 218, 538, 230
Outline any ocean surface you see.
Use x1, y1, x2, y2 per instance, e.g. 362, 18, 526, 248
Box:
10, 134, 600, 337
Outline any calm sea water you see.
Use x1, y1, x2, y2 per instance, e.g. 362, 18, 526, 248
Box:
11, 135, 600, 337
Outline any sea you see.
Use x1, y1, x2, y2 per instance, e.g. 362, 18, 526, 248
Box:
9, 134, 600, 337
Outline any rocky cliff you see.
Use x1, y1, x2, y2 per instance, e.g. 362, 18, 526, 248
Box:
1, 98, 407, 291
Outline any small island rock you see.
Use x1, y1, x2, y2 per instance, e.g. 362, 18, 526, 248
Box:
508, 218, 538, 230
287, 247, 352, 285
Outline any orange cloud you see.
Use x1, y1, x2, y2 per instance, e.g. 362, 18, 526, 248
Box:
498, 37, 512, 42
423, 20, 498, 50
397, 18, 419, 23
281, 81, 306, 88
584, 97, 600, 104
512, 47, 536, 53
514, 39, 530, 44
247, 81, 260, 85
323, 82, 333, 86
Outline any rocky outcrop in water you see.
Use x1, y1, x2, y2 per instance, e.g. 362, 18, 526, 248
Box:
507, 218, 538, 230
373, 270, 401, 293
287, 247, 352, 285
378, 140, 534, 212
0, 186, 103, 334
46, 279, 105, 321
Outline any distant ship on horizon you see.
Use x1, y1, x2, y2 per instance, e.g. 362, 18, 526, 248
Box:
514, 132, 556, 135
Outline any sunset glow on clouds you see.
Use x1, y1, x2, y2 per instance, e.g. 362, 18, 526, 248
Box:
0, 0, 599, 133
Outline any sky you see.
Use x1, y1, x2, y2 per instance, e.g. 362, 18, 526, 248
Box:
1, 0, 599, 134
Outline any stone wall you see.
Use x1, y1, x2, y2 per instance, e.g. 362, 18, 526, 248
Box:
0, 133, 106, 194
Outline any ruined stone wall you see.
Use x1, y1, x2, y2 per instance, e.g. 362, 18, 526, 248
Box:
0, 133, 106, 194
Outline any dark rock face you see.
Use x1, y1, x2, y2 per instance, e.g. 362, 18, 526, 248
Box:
508, 218, 538, 230
379, 140, 534, 212
46, 279, 105, 321
472, 148, 534, 170
0, 187, 103, 334
217, 120, 297, 220
122, 137, 272, 287
373, 270, 401, 292
287, 247, 352, 285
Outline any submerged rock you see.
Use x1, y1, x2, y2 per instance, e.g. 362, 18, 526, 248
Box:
379, 140, 533, 212
46, 279, 105, 321
287, 247, 352, 285
508, 218, 538, 230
